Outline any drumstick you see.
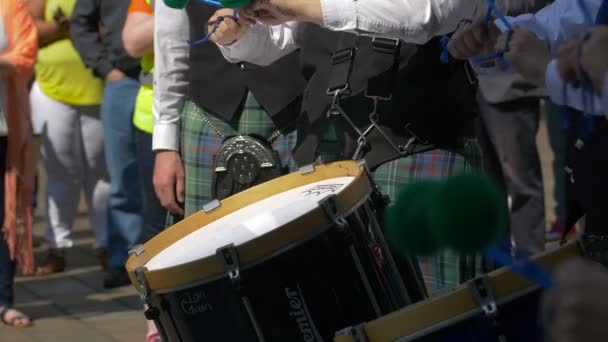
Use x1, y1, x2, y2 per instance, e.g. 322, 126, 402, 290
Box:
485, 246, 555, 288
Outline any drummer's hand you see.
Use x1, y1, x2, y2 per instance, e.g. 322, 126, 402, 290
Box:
557, 27, 608, 95
240, 0, 322, 26
447, 19, 500, 60
542, 258, 608, 342
499, 28, 551, 86
153, 151, 185, 216
209, 9, 253, 46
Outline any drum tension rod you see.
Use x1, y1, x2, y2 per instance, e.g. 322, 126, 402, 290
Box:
320, 195, 348, 229
134, 267, 160, 320
468, 276, 507, 341
216, 244, 242, 286
335, 324, 369, 342
216, 244, 267, 342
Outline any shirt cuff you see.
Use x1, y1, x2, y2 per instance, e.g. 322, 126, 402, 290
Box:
152, 122, 180, 151
217, 25, 257, 61
544, 60, 564, 106
321, 0, 357, 31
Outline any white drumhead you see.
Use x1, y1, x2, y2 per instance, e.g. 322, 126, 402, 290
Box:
145, 177, 356, 271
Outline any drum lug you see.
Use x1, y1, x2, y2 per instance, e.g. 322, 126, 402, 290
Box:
134, 267, 152, 304
134, 267, 169, 341
335, 324, 369, 342
320, 195, 348, 228
129, 244, 145, 256
469, 276, 498, 318
298, 163, 316, 175
203, 199, 222, 213
469, 276, 506, 340
216, 244, 242, 286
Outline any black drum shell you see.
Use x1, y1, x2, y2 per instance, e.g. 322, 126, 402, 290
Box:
151, 219, 392, 342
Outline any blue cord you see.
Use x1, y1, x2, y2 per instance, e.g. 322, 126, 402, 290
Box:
187, 9, 238, 46
486, 246, 555, 288
439, 19, 472, 64
197, 0, 224, 7
471, 0, 514, 67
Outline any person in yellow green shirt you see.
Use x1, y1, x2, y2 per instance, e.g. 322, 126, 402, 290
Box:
27, 0, 110, 276
123, 0, 165, 341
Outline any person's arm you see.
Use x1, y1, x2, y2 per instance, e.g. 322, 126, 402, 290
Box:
245, 0, 501, 44
218, 22, 299, 66
70, 0, 116, 79
152, 0, 189, 215
122, 0, 153, 58
321, 0, 490, 43
152, 1, 188, 152
26, 0, 69, 48
495, 0, 604, 52
123, 12, 153, 58
0, 0, 38, 78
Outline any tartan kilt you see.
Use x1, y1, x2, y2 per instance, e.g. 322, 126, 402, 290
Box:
180, 94, 298, 217
180, 92, 484, 296
371, 144, 484, 296
317, 139, 484, 296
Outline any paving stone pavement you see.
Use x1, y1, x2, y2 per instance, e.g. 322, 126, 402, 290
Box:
1, 175, 146, 342
0, 111, 559, 342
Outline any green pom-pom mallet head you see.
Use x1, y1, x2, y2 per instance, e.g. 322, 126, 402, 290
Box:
219, 0, 250, 8
384, 181, 443, 256
429, 173, 507, 253
164, 0, 190, 9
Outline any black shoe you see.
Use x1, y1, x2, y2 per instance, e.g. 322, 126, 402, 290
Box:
103, 268, 130, 288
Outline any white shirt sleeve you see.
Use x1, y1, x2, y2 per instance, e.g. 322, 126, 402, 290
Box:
544, 60, 606, 117
152, 1, 190, 151
495, 0, 604, 53
321, 0, 492, 43
219, 22, 300, 66
220, 0, 506, 65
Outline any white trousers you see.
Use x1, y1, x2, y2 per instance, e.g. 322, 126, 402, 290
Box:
30, 82, 110, 249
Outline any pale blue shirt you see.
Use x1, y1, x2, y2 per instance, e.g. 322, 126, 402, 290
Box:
495, 0, 606, 115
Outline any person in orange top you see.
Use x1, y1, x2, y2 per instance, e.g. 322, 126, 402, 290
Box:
123, 0, 160, 340
0, 0, 38, 328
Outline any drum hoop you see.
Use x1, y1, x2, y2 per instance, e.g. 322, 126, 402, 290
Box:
126, 161, 371, 291
334, 242, 584, 342
150, 191, 373, 294
398, 285, 542, 342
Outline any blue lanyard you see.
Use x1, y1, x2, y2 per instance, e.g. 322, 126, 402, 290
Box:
440, 0, 513, 66
187, 8, 239, 46
471, 0, 513, 67
562, 0, 606, 136
198, 0, 224, 6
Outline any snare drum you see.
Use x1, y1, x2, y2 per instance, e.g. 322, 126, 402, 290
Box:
334, 242, 584, 342
126, 161, 423, 342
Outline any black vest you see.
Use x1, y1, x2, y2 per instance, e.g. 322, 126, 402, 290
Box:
293, 25, 478, 168
186, 3, 307, 124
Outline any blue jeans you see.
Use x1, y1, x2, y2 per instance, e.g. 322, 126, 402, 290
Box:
101, 78, 143, 269
0, 137, 15, 307
135, 128, 167, 244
